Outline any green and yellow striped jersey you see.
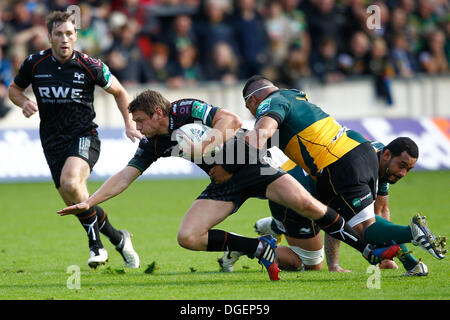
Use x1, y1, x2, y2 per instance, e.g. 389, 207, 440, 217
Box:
256, 89, 368, 177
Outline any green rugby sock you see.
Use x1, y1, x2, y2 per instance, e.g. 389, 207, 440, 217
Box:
364, 215, 412, 246
397, 243, 419, 271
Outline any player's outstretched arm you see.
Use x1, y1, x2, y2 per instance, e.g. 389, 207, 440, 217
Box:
324, 234, 351, 273
374, 195, 391, 221
57, 166, 141, 216
245, 116, 279, 150
105, 75, 142, 142
8, 83, 38, 118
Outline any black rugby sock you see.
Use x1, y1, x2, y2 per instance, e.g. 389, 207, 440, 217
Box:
207, 230, 259, 256
77, 207, 103, 249
94, 206, 123, 246
314, 207, 366, 253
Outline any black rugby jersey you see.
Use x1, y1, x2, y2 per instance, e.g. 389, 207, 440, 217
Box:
14, 48, 113, 151
128, 99, 220, 174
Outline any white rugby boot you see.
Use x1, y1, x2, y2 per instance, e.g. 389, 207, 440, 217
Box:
88, 247, 108, 269
403, 259, 429, 277
218, 251, 243, 272
410, 214, 446, 260
115, 230, 140, 268
254, 217, 283, 245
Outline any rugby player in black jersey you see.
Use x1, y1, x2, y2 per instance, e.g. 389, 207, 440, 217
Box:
8, 11, 142, 269
58, 90, 400, 281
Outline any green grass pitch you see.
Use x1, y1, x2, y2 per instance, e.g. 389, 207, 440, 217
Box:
0, 171, 449, 300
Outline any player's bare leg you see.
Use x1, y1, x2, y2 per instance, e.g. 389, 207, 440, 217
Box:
178, 199, 280, 280
58, 157, 139, 268
324, 235, 352, 272
265, 174, 325, 220
58, 156, 91, 205
277, 234, 324, 271
58, 157, 108, 268
177, 199, 235, 251
253, 216, 324, 271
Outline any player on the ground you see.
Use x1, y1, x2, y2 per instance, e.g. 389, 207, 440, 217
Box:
221, 138, 431, 276
215, 75, 446, 263
367, 138, 429, 275
8, 11, 141, 268
57, 90, 400, 281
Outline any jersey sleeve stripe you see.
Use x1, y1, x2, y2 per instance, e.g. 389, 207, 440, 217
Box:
103, 76, 113, 90
202, 105, 212, 125
262, 112, 283, 126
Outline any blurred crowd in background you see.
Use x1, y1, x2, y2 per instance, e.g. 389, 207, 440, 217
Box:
0, 0, 449, 117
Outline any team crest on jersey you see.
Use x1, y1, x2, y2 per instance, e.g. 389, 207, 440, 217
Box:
256, 98, 272, 118
191, 101, 207, 120
73, 72, 85, 84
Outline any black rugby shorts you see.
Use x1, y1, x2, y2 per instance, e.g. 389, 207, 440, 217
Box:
268, 200, 321, 239
316, 141, 379, 222
197, 163, 286, 214
44, 134, 101, 188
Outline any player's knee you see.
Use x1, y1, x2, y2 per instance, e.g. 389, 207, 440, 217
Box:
290, 246, 325, 271
177, 229, 200, 250
304, 262, 323, 271
59, 177, 81, 195
274, 246, 300, 270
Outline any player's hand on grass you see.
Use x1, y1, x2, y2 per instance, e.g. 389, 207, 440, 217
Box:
57, 202, 90, 216
22, 100, 38, 118
379, 259, 399, 269
209, 165, 233, 184
328, 264, 352, 272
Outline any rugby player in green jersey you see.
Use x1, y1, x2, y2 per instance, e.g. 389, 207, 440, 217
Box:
220, 139, 431, 276
321, 138, 431, 276
218, 75, 446, 263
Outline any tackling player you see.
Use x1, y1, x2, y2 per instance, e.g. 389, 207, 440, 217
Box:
8, 11, 141, 269
221, 75, 446, 264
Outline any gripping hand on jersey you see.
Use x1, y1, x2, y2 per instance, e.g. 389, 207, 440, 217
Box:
209, 165, 233, 184
178, 134, 202, 161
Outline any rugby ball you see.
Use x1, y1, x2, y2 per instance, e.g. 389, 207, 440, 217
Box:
175, 123, 212, 152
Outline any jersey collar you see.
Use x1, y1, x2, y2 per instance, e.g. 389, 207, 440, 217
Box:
49, 50, 77, 65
